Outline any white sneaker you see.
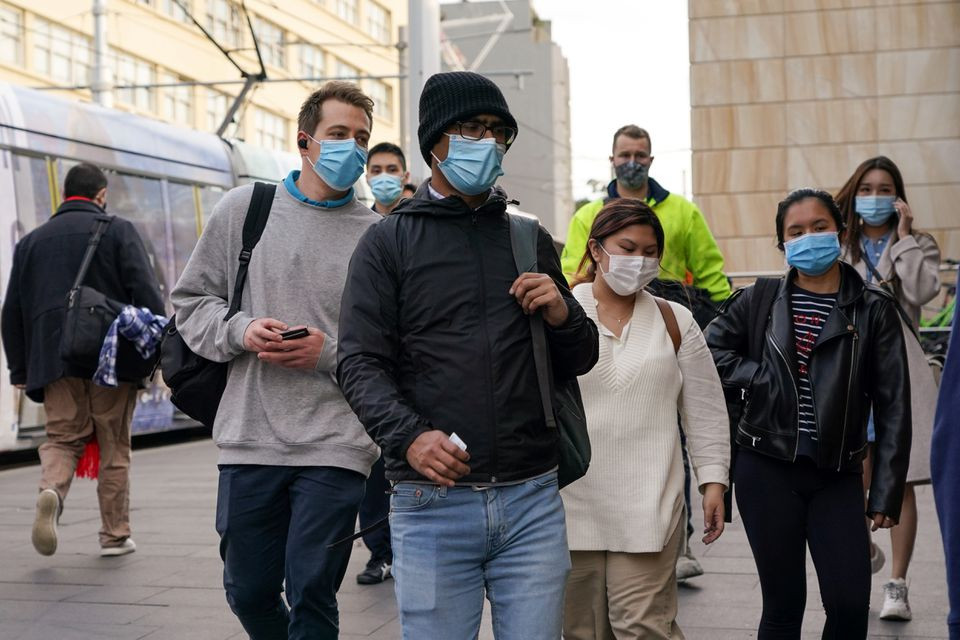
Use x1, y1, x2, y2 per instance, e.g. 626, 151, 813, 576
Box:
31, 489, 60, 556
676, 548, 704, 581
100, 538, 137, 557
870, 542, 886, 575
880, 578, 912, 621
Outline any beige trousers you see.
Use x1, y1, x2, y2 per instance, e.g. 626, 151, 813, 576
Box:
40, 377, 137, 547
564, 517, 686, 640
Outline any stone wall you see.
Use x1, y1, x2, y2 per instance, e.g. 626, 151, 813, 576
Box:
689, 0, 960, 277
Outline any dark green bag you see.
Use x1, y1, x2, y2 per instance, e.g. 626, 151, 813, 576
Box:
507, 214, 591, 489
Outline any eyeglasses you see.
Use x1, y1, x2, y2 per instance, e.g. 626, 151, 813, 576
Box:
453, 121, 517, 146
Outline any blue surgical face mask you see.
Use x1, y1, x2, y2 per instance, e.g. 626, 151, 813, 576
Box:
306, 134, 367, 191
784, 231, 841, 276
432, 134, 505, 196
855, 195, 897, 226
369, 173, 403, 205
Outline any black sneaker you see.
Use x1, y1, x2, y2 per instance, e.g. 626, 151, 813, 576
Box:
356, 557, 392, 585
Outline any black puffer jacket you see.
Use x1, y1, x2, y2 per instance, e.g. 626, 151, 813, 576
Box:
337, 183, 599, 483
705, 263, 911, 520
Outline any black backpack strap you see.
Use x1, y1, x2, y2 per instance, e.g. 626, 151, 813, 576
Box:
508, 214, 557, 429
748, 277, 779, 361
224, 182, 276, 321
70, 215, 113, 292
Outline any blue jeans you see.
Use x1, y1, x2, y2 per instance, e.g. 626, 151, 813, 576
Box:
390, 470, 570, 640
216, 465, 365, 640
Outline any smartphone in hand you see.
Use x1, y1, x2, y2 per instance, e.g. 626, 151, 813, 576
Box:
280, 327, 309, 341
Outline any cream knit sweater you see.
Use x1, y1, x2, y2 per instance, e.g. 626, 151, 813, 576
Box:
563, 285, 730, 553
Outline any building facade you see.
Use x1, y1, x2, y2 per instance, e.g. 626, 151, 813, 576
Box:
688, 0, 960, 276
0, 0, 406, 150
440, 0, 573, 237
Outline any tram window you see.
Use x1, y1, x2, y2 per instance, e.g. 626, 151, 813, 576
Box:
10, 153, 54, 236
167, 181, 198, 280
198, 185, 225, 228
103, 173, 172, 298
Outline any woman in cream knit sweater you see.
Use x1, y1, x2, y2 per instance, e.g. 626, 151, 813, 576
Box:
562, 199, 730, 639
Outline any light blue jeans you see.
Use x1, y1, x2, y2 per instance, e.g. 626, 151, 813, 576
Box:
389, 470, 570, 640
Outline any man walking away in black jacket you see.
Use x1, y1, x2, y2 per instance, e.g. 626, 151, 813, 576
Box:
1, 163, 164, 558
338, 71, 599, 639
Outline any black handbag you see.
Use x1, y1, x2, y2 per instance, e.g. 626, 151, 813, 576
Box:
160, 182, 275, 427
60, 215, 124, 371
507, 214, 591, 489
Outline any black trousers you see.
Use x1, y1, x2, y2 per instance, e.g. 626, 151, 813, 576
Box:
216, 464, 365, 640
735, 450, 871, 640
359, 456, 392, 562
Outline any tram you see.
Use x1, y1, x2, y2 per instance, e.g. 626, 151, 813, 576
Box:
0, 83, 372, 452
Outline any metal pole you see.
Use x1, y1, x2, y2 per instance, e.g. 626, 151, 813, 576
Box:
91, 0, 113, 107
407, 0, 441, 182
397, 26, 408, 165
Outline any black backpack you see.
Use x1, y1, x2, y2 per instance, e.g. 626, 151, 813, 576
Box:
159, 182, 276, 427
716, 276, 780, 521
507, 214, 591, 489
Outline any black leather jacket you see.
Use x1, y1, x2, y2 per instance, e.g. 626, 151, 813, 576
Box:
705, 263, 911, 520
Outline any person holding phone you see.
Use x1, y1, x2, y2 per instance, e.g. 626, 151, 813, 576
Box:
835, 156, 941, 621
171, 82, 381, 639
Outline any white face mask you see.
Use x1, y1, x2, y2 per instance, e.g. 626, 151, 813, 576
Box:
598, 244, 660, 296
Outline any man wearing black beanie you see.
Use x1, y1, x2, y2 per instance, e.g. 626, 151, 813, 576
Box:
338, 71, 599, 638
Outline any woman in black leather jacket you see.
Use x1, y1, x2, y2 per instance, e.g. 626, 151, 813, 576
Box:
705, 189, 911, 640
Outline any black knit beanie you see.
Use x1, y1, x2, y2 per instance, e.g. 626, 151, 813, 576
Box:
418, 71, 518, 165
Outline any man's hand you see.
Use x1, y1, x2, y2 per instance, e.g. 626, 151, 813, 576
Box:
701, 483, 726, 544
870, 512, 897, 531
509, 273, 569, 327
405, 430, 471, 487
258, 327, 327, 370
243, 318, 287, 352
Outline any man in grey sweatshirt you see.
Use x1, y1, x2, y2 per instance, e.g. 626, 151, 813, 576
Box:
171, 82, 380, 640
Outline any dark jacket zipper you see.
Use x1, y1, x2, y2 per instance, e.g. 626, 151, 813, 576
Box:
470, 212, 499, 482
767, 332, 801, 460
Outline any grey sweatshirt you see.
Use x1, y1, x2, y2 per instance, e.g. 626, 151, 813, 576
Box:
171, 182, 380, 472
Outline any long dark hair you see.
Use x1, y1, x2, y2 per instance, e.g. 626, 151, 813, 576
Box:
835, 156, 908, 265
575, 198, 664, 283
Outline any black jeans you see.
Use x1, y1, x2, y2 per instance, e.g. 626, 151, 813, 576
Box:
216, 464, 365, 640
735, 450, 870, 640
358, 455, 392, 562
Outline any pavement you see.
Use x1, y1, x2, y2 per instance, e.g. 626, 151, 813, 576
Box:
0, 438, 951, 639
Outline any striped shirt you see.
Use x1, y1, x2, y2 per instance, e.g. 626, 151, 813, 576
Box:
791, 287, 837, 459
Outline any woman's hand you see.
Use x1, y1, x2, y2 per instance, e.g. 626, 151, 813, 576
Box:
895, 198, 913, 237
701, 482, 726, 544
869, 512, 898, 531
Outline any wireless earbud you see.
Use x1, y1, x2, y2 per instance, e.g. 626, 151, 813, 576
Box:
298, 138, 308, 149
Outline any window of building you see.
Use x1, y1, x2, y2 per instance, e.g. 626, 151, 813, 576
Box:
163, 0, 192, 23
205, 0, 243, 47
365, 78, 392, 121
299, 44, 325, 79
160, 72, 193, 126
254, 108, 287, 152
336, 0, 358, 25
365, 1, 390, 43
0, 5, 23, 65
206, 88, 229, 132
252, 16, 285, 69
33, 19, 91, 85
335, 59, 359, 80
115, 51, 155, 111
